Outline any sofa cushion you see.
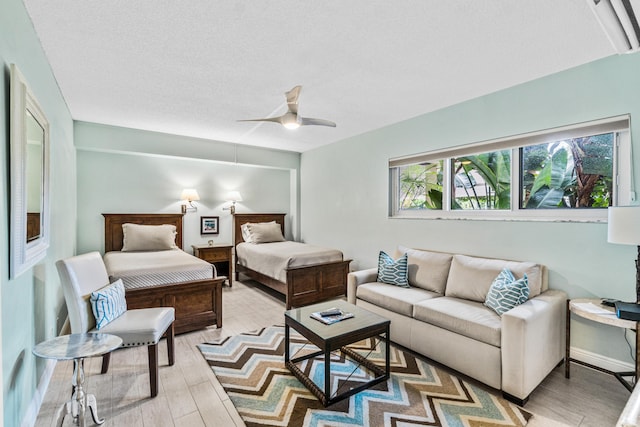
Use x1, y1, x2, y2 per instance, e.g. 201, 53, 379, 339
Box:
413, 296, 502, 347
378, 251, 410, 287
484, 268, 530, 315
396, 246, 453, 293
356, 282, 439, 317
445, 254, 543, 302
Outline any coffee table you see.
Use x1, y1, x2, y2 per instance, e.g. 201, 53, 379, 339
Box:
284, 300, 390, 407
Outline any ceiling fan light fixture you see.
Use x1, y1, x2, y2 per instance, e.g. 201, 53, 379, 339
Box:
283, 121, 300, 130
238, 85, 335, 130
281, 112, 300, 129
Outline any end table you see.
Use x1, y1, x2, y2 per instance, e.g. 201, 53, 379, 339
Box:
192, 244, 233, 286
33, 333, 122, 427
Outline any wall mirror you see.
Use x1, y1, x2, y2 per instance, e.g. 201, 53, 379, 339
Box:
10, 64, 50, 279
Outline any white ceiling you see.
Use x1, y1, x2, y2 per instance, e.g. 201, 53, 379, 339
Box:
23, 1, 616, 153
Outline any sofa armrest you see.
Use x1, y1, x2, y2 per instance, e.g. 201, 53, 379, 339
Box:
501, 289, 567, 401
347, 268, 378, 304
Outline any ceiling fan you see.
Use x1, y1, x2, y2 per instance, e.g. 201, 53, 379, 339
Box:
238, 85, 336, 129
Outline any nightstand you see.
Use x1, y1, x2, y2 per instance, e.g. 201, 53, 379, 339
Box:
192, 244, 233, 287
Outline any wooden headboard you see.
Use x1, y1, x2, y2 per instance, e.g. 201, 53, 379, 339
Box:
102, 213, 185, 252
233, 213, 286, 247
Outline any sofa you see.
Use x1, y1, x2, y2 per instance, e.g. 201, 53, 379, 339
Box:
347, 246, 566, 405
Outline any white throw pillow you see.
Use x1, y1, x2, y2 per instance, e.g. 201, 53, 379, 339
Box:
240, 223, 253, 243
121, 223, 177, 251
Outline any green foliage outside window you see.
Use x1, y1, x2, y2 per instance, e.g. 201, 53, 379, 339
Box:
399, 161, 443, 210
521, 133, 613, 209
452, 150, 511, 210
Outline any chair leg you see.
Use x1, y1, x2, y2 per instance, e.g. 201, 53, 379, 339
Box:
101, 352, 111, 374
167, 323, 175, 366
148, 344, 159, 398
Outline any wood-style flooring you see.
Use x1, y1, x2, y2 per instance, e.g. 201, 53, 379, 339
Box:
34, 280, 630, 426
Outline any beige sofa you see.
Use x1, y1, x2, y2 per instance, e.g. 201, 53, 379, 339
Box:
347, 246, 566, 405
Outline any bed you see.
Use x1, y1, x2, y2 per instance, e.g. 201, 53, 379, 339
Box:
102, 213, 225, 334
233, 213, 351, 309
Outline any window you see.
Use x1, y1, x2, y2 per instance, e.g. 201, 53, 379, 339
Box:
520, 133, 614, 209
453, 150, 511, 210
389, 116, 631, 222
398, 161, 443, 210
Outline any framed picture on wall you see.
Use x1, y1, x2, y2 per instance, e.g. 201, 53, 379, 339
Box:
200, 216, 219, 235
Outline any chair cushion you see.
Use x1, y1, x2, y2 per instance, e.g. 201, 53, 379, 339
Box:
396, 246, 453, 293
90, 279, 127, 329
377, 251, 409, 287
356, 282, 439, 316
94, 307, 175, 347
445, 254, 543, 302
413, 297, 502, 347
484, 269, 530, 315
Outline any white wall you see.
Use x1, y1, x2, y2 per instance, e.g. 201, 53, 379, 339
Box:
301, 52, 640, 365
76, 150, 293, 253
74, 121, 299, 255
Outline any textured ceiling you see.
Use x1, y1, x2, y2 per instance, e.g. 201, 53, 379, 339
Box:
23, 1, 615, 153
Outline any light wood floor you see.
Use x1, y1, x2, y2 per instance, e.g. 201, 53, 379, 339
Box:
34, 280, 630, 427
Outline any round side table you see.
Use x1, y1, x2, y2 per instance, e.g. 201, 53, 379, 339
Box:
33, 333, 122, 427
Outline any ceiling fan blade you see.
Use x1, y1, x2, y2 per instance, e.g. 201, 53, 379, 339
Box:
237, 116, 283, 124
299, 116, 337, 127
285, 85, 302, 114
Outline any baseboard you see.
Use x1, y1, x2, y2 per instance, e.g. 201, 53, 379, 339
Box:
20, 359, 56, 427
570, 346, 635, 373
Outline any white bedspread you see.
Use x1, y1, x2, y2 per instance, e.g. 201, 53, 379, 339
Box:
104, 249, 215, 289
236, 241, 343, 283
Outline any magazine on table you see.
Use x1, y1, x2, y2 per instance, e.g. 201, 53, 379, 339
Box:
310, 308, 354, 325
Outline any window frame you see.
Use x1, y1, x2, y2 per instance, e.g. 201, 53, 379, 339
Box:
389, 116, 631, 222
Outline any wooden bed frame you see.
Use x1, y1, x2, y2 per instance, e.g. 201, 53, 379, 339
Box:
103, 213, 225, 334
233, 213, 351, 309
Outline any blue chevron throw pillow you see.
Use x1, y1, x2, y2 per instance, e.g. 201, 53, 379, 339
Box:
484, 268, 529, 316
90, 279, 127, 329
378, 251, 410, 287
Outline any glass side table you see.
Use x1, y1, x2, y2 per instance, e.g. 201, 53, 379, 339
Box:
33, 333, 122, 427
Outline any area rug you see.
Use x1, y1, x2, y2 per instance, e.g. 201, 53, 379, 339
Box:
197, 326, 531, 427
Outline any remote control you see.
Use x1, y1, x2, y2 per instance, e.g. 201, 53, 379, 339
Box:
319, 309, 342, 317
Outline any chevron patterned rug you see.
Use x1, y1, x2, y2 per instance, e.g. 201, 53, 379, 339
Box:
197, 325, 531, 427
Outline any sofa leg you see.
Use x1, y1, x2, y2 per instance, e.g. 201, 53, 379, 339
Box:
502, 391, 529, 407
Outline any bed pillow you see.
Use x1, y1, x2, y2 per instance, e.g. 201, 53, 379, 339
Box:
90, 279, 127, 329
240, 223, 253, 243
246, 222, 285, 244
121, 223, 177, 251
484, 268, 529, 316
377, 251, 410, 287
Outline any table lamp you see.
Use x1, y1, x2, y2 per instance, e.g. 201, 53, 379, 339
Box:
608, 206, 640, 303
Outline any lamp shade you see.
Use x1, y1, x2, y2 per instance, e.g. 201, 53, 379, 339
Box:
226, 191, 243, 202
180, 189, 200, 202
608, 206, 640, 245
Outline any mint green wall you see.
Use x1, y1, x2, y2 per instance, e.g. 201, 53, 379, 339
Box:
1, 0, 76, 425
301, 53, 640, 365
74, 122, 299, 255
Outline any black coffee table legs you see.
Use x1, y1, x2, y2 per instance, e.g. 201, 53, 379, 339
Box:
284, 324, 390, 407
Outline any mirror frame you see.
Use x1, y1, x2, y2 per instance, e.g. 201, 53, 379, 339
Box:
9, 64, 50, 279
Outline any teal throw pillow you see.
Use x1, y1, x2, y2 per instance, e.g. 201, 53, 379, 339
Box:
90, 279, 127, 329
377, 251, 410, 287
484, 268, 529, 316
